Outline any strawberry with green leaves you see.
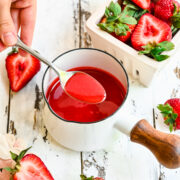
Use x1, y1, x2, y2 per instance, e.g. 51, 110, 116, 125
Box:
0, 147, 54, 180
81, 174, 104, 180
131, 13, 174, 61
98, 1, 137, 42
157, 98, 180, 132
139, 41, 174, 61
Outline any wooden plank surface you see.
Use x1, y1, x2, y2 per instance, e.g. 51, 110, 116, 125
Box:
0, 49, 10, 134
6, 0, 81, 179
153, 51, 180, 180
80, 0, 159, 179
0, 0, 180, 179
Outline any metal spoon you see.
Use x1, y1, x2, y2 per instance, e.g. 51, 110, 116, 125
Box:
15, 37, 106, 104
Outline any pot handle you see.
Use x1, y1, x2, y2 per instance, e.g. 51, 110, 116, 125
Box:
115, 115, 180, 169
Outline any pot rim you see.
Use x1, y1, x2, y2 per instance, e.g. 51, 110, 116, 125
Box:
42, 48, 129, 124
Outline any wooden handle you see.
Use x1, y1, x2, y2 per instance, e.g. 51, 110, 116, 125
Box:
130, 119, 180, 169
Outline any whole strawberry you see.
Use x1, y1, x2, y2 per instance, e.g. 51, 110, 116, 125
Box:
154, 0, 174, 22
154, 0, 180, 28
0, 147, 54, 180
100, 17, 136, 42
81, 174, 104, 180
157, 98, 180, 132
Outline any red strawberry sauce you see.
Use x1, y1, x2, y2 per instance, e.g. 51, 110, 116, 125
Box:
46, 67, 126, 123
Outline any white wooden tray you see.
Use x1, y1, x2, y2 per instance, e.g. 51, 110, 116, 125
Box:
86, 3, 180, 87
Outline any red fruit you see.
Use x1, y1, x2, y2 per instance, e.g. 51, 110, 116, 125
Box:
165, 99, 180, 129
94, 178, 104, 180
100, 17, 106, 23
157, 98, 180, 132
100, 18, 136, 42
154, 0, 174, 22
14, 154, 54, 180
112, 24, 136, 42
149, 2, 155, 13
131, 0, 151, 9
6, 51, 41, 92
131, 13, 172, 51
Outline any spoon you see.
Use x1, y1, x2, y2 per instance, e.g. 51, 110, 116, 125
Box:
15, 37, 106, 104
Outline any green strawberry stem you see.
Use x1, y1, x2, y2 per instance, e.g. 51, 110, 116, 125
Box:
8, 47, 18, 55
157, 104, 178, 132
123, 0, 148, 19
0, 147, 31, 175
139, 41, 175, 61
97, 1, 137, 36
172, 3, 180, 28
80, 174, 94, 180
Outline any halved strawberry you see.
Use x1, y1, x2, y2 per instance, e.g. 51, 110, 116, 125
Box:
131, 13, 172, 50
0, 148, 54, 180
14, 154, 54, 180
131, 0, 151, 10
6, 49, 41, 92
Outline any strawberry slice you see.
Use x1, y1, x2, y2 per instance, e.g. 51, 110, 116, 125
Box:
131, 0, 151, 10
0, 148, 54, 180
6, 49, 41, 92
131, 13, 172, 51
14, 154, 54, 180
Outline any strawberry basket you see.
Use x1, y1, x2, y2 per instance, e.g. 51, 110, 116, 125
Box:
86, 0, 180, 87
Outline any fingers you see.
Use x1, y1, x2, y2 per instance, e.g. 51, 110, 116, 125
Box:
19, 0, 36, 47
0, 0, 17, 47
11, 0, 32, 9
11, 8, 20, 33
0, 40, 6, 51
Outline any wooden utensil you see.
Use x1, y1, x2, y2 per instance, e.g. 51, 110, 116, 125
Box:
131, 119, 180, 169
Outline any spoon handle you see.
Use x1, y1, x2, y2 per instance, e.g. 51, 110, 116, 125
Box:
15, 37, 60, 74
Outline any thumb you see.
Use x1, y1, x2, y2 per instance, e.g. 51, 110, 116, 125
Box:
0, 0, 17, 46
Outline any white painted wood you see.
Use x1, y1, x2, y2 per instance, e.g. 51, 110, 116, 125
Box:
0, 0, 180, 180
6, 0, 81, 179
82, 79, 159, 180
81, 0, 159, 179
0, 49, 10, 134
153, 51, 180, 179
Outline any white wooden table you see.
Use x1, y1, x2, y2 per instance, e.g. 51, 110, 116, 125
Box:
0, 0, 180, 179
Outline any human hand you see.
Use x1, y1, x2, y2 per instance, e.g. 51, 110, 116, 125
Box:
0, 0, 36, 55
